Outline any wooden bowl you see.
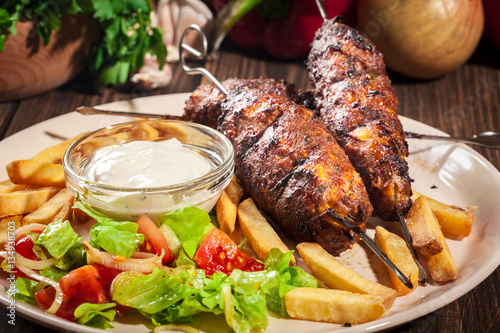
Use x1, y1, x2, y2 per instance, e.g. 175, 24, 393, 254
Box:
0, 15, 98, 102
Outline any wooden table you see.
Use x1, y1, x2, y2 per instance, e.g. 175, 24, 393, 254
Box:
0, 36, 499, 333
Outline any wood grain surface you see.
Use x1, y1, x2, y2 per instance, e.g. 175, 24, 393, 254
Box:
0, 34, 499, 333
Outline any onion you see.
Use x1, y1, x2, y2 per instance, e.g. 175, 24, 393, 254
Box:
1, 223, 57, 270
153, 324, 199, 333
222, 284, 233, 329
357, 0, 484, 79
84, 241, 164, 273
14, 223, 47, 236
14, 254, 57, 270
16, 266, 64, 315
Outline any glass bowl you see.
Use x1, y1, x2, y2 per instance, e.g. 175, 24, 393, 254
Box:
63, 119, 234, 222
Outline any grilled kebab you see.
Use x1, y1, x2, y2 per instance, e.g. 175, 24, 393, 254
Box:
184, 77, 313, 128
185, 84, 372, 256
306, 18, 412, 221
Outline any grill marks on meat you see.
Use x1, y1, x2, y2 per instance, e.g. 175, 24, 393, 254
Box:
307, 20, 412, 221
188, 86, 373, 256
183, 78, 314, 129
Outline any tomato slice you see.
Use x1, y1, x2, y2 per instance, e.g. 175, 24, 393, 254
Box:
35, 265, 109, 321
194, 228, 264, 275
14, 234, 41, 261
6, 233, 42, 280
136, 215, 174, 265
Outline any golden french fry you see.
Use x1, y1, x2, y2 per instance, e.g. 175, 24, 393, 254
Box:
285, 287, 385, 325
130, 121, 160, 139
0, 215, 22, 246
425, 196, 475, 237
374, 226, 419, 296
22, 188, 75, 225
216, 176, 244, 234
6, 134, 86, 187
0, 187, 59, 218
296, 242, 396, 309
6, 160, 66, 188
406, 196, 444, 256
238, 198, 296, 265
0, 179, 33, 193
424, 227, 459, 282
52, 202, 73, 223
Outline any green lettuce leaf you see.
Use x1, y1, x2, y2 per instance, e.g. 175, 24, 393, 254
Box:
260, 248, 320, 316
35, 219, 81, 259
74, 302, 117, 329
9, 277, 38, 305
112, 268, 194, 314
158, 207, 213, 258
75, 200, 144, 257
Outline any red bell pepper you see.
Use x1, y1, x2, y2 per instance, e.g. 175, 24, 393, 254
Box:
209, 0, 356, 59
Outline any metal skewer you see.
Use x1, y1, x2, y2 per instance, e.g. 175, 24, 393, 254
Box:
74, 107, 500, 150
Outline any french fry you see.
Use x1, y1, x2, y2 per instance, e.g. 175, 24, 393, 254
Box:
22, 188, 75, 225
216, 176, 244, 234
425, 197, 475, 237
410, 191, 475, 237
6, 161, 66, 187
238, 198, 296, 265
296, 242, 396, 309
405, 196, 444, 256
285, 287, 385, 325
6, 134, 85, 188
374, 226, 419, 296
424, 226, 459, 282
0, 215, 22, 246
52, 202, 73, 223
0, 179, 33, 193
0, 187, 59, 218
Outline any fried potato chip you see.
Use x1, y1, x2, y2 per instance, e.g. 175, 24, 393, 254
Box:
406, 196, 444, 256
6, 134, 85, 188
0, 187, 59, 218
0, 215, 22, 246
425, 197, 475, 237
238, 198, 296, 265
424, 227, 459, 282
374, 226, 419, 296
296, 242, 396, 309
285, 287, 385, 325
0, 179, 32, 193
217, 176, 244, 234
22, 188, 75, 225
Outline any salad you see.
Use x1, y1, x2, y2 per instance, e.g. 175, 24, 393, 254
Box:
1, 201, 319, 332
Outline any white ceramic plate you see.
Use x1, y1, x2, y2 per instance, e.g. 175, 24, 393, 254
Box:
1, 93, 500, 333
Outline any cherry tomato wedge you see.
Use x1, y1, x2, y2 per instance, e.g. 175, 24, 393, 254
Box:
14, 234, 40, 261
6, 233, 42, 280
136, 215, 174, 265
194, 228, 264, 275
35, 265, 109, 321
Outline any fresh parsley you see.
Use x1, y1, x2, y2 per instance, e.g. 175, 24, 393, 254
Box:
0, 0, 166, 88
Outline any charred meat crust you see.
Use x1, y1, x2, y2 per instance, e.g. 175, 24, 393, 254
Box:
219, 88, 372, 255
183, 77, 312, 129
307, 20, 412, 221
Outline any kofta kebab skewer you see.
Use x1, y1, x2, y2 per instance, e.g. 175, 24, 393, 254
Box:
179, 24, 412, 288
310, 0, 427, 285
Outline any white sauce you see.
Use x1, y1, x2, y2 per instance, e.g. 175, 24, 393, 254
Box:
82, 138, 213, 188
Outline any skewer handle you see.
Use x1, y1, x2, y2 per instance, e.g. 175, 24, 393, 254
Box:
179, 25, 229, 95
